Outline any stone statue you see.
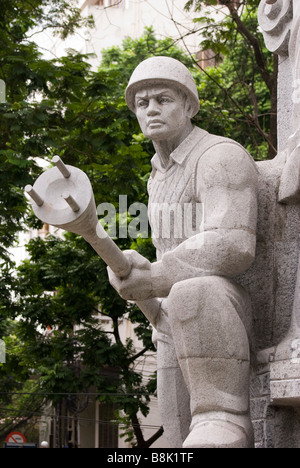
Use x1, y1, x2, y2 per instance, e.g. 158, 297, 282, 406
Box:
257, 0, 300, 378
107, 56, 258, 448
26, 3, 300, 445
258, 0, 300, 203
26, 56, 258, 448
242, 0, 300, 448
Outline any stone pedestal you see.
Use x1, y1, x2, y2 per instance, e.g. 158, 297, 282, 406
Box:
270, 361, 300, 406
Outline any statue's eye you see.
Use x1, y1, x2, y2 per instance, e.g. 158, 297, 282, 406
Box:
159, 97, 172, 104
137, 99, 148, 108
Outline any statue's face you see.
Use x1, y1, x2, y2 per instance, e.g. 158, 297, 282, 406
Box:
134, 84, 190, 142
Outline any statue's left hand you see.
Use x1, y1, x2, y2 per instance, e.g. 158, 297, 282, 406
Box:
107, 250, 153, 301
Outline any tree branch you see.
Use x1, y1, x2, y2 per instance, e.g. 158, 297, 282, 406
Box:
131, 413, 147, 447
129, 346, 148, 364
145, 425, 164, 448
224, 2, 273, 90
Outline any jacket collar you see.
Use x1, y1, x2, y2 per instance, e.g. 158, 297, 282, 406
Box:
151, 126, 208, 173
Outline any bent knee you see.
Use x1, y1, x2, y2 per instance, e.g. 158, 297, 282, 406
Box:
168, 276, 230, 305
167, 276, 249, 323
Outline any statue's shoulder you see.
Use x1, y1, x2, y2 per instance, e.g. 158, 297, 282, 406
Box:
191, 130, 258, 192
195, 130, 258, 173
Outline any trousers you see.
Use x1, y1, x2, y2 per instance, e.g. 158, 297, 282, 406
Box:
153, 275, 253, 448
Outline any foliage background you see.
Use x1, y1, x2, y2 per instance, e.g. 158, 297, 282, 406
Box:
0, 0, 274, 447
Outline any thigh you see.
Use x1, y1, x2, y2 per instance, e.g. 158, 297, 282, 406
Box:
166, 276, 252, 360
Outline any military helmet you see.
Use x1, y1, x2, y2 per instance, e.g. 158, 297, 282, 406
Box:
125, 56, 200, 117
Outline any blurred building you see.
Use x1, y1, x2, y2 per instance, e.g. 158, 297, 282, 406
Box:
36, 0, 199, 68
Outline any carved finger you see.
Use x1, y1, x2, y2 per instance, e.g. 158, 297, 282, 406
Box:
107, 267, 123, 293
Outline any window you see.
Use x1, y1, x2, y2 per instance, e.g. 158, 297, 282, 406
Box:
196, 49, 219, 70
96, 368, 119, 448
81, 0, 105, 7
105, 0, 126, 7
98, 402, 119, 448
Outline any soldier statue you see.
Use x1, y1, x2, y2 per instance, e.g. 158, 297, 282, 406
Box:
107, 56, 258, 448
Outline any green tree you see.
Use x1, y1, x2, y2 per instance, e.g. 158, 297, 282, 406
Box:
0, 0, 93, 255
183, 0, 276, 159
0, 23, 195, 447
0, 0, 93, 444
0, 0, 93, 363
0, 0, 276, 446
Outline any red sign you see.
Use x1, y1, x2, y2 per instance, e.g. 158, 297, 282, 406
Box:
5, 432, 27, 444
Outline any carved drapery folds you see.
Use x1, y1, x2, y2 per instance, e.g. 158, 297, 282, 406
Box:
258, 0, 293, 55
259, 0, 300, 203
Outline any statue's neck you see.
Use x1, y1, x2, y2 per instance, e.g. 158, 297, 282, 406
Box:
153, 122, 193, 169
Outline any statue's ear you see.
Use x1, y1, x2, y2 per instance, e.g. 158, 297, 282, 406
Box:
185, 98, 195, 119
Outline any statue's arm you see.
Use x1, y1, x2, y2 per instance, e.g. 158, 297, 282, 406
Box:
108, 143, 258, 302
150, 143, 259, 297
